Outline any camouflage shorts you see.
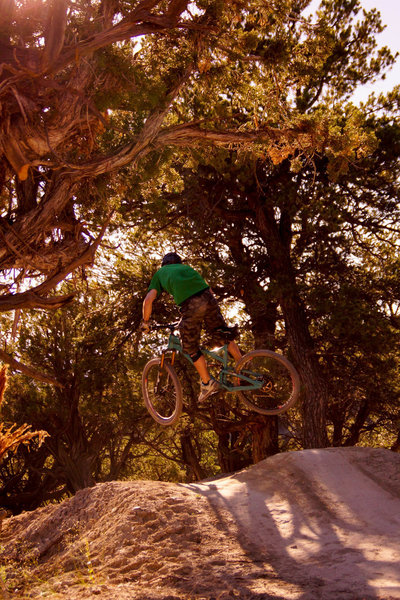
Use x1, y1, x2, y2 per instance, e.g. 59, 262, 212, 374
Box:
179, 289, 227, 357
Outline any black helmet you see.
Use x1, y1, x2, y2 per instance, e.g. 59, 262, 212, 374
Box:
161, 252, 182, 267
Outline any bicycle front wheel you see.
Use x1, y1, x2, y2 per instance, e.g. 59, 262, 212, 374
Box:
235, 349, 300, 415
142, 358, 183, 426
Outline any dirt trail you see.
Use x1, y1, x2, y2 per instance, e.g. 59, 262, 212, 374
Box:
1, 447, 400, 599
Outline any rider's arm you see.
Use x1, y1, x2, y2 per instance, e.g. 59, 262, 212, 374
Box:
142, 289, 158, 322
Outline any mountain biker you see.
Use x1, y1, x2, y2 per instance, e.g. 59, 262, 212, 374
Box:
141, 252, 242, 402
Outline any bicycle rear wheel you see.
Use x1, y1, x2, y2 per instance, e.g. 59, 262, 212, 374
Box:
235, 349, 300, 415
142, 358, 183, 426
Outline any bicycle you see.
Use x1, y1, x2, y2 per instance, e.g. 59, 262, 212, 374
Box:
141, 323, 301, 426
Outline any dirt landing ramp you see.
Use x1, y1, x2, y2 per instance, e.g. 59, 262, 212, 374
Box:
189, 446, 400, 599
1, 447, 399, 599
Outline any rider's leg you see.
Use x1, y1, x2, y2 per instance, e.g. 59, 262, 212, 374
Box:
228, 340, 242, 363
179, 300, 212, 384
203, 292, 241, 362
192, 351, 219, 402
192, 352, 212, 384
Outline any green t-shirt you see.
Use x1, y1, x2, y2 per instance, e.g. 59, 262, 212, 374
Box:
148, 264, 209, 306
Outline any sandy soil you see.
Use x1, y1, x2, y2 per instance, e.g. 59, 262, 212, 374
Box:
1, 446, 400, 600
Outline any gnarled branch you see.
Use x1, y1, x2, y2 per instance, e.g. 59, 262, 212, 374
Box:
0, 213, 112, 310
0, 349, 63, 388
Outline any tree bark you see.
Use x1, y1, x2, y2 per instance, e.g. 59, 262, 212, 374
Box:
390, 429, 400, 453
226, 228, 278, 349
180, 430, 205, 481
250, 416, 279, 462
344, 399, 370, 447
0, 348, 64, 387
248, 193, 329, 448
216, 430, 248, 473
47, 385, 96, 493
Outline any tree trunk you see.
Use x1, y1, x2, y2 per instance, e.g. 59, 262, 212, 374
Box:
226, 229, 278, 349
284, 300, 329, 448
180, 430, 205, 481
250, 416, 279, 462
55, 441, 95, 492
248, 193, 329, 448
344, 399, 370, 447
390, 429, 400, 453
216, 430, 250, 473
48, 385, 96, 493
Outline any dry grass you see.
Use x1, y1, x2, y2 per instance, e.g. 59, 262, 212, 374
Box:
0, 365, 48, 464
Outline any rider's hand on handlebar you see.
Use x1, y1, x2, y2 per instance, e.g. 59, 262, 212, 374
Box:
139, 319, 151, 334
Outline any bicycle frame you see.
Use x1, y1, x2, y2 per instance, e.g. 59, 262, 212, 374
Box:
163, 332, 264, 394
143, 324, 301, 423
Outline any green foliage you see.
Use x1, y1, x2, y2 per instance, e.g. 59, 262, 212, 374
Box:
0, 273, 145, 511
107, 0, 400, 450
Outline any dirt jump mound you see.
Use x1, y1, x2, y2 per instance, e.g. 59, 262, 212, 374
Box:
1, 447, 400, 599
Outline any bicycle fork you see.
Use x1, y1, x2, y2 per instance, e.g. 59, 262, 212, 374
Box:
155, 351, 176, 393
160, 350, 176, 368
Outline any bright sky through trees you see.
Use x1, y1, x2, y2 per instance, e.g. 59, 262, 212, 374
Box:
306, 0, 400, 102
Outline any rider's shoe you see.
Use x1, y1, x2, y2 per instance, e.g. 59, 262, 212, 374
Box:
198, 378, 220, 403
